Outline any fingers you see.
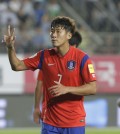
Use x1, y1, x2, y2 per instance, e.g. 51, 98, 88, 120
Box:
11, 28, 15, 37
8, 25, 11, 36
50, 90, 59, 96
3, 32, 16, 44
7, 25, 15, 37
3, 35, 8, 42
2, 25, 16, 46
48, 85, 57, 90
48, 82, 61, 90
48, 84, 60, 96
49, 87, 60, 96
54, 81, 60, 84
3, 35, 14, 42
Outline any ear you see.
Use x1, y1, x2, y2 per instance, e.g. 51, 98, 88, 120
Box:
67, 32, 72, 39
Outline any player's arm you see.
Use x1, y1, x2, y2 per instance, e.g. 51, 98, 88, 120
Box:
34, 80, 43, 109
33, 80, 43, 124
34, 81, 43, 110
69, 56, 97, 95
3, 25, 28, 71
7, 47, 28, 71
67, 81, 96, 95
49, 81, 96, 96
33, 71, 43, 124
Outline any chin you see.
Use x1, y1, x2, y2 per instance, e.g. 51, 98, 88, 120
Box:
52, 43, 59, 47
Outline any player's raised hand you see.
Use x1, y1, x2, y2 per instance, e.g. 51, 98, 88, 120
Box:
3, 25, 16, 48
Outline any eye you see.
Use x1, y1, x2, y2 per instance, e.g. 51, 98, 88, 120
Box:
57, 30, 61, 34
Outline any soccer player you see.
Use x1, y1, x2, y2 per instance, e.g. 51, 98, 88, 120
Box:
33, 31, 82, 124
3, 16, 97, 134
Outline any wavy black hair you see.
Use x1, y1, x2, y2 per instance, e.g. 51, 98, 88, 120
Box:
51, 16, 76, 34
69, 31, 82, 48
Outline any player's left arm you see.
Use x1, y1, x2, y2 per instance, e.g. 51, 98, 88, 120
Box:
69, 56, 97, 96
66, 81, 97, 96
48, 81, 96, 96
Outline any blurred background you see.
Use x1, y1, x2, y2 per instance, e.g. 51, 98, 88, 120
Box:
0, 0, 120, 129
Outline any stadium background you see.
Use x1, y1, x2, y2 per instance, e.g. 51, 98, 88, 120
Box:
0, 0, 120, 133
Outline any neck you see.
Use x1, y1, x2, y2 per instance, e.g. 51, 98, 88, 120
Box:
57, 43, 70, 56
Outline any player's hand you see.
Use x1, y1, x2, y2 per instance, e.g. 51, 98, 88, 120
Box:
33, 108, 41, 124
48, 81, 68, 97
3, 25, 16, 48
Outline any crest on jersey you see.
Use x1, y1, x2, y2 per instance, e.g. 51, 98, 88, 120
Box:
67, 60, 76, 70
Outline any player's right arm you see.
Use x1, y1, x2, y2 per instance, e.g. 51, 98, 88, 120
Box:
3, 25, 28, 71
7, 47, 28, 71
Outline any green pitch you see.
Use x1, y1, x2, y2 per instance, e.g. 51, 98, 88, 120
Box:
0, 127, 120, 134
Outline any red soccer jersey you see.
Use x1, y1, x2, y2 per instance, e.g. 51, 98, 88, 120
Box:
23, 46, 96, 127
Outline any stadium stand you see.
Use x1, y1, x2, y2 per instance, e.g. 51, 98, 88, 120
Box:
0, 0, 120, 54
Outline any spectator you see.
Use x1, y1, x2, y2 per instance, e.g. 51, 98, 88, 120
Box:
33, 1, 45, 27
0, 7, 19, 27
9, 0, 21, 13
31, 27, 45, 52
47, 0, 61, 19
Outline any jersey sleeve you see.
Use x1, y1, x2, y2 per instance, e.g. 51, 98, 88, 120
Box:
37, 70, 43, 81
23, 52, 41, 71
80, 55, 96, 83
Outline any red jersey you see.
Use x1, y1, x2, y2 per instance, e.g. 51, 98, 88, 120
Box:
23, 46, 96, 127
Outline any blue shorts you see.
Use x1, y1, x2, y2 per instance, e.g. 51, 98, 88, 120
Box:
41, 122, 85, 134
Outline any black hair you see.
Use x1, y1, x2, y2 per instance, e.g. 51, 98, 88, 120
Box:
51, 16, 76, 34
69, 31, 82, 48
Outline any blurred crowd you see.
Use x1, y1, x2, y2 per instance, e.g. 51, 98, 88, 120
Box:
0, 0, 120, 54
67, 0, 120, 54
67, 0, 120, 32
0, 0, 62, 53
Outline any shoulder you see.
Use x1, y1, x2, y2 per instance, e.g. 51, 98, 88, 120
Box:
44, 48, 56, 56
71, 47, 88, 58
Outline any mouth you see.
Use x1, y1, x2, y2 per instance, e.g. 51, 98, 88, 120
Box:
51, 40, 57, 43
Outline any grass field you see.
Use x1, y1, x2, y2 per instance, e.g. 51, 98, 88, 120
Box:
0, 127, 120, 134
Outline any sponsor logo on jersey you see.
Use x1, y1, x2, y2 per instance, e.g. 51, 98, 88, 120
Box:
88, 64, 95, 73
48, 63, 55, 66
67, 60, 76, 70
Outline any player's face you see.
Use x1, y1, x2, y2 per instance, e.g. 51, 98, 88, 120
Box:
50, 26, 71, 47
